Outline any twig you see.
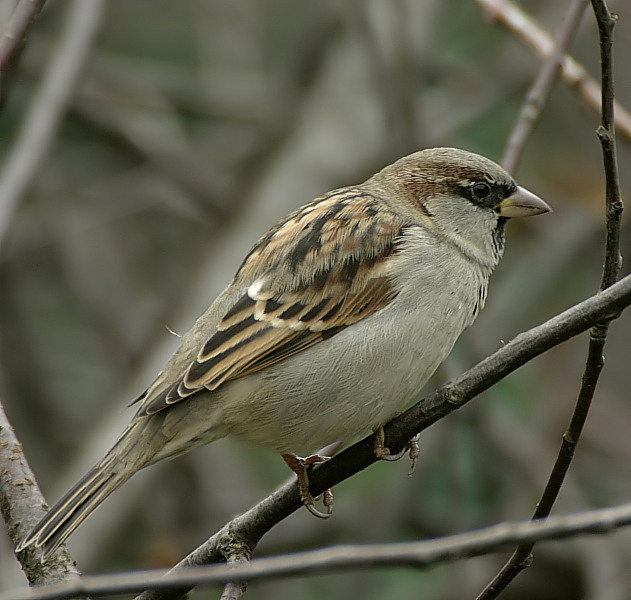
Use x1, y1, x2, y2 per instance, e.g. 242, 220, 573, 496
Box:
0, 0, 47, 105
501, 0, 588, 173
218, 534, 250, 600
0, 0, 104, 252
219, 581, 245, 600
592, 5, 623, 292
476, 0, 631, 142
478, 1, 623, 598
8, 499, 631, 600
0, 397, 80, 584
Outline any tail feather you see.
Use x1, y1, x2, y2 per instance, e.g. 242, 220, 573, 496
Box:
17, 425, 148, 562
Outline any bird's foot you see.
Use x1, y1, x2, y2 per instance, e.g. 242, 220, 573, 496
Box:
281, 453, 333, 519
372, 426, 420, 476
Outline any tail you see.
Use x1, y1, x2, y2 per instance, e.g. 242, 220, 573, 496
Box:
17, 424, 149, 562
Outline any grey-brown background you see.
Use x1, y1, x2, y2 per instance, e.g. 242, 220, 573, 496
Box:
1, 1, 631, 598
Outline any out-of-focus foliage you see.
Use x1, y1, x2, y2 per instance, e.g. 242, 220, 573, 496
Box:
1, 1, 631, 598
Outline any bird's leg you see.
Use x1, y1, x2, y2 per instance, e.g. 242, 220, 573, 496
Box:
281, 453, 333, 519
372, 426, 420, 475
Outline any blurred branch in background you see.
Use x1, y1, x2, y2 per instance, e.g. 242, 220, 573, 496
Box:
0, 0, 104, 249
0, 0, 47, 104
501, 0, 588, 173
477, 0, 631, 142
340, 0, 420, 157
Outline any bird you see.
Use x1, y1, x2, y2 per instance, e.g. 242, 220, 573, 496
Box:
17, 147, 551, 562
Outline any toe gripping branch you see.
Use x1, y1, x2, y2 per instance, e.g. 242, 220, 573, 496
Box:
281, 453, 333, 519
282, 427, 419, 520
373, 426, 419, 475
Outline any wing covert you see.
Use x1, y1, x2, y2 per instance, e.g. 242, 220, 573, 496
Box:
140, 189, 405, 416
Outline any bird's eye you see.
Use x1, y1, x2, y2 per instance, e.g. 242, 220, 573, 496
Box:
470, 182, 492, 201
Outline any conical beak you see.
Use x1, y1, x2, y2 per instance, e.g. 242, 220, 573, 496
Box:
495, 186, 552, 218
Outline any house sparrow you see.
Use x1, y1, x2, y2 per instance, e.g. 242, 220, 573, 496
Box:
18, 147, 550, 562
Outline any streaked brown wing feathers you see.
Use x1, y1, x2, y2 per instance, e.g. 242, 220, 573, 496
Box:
140, 189, 404, 416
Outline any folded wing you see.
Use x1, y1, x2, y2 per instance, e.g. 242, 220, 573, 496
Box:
139, 189, 406, 416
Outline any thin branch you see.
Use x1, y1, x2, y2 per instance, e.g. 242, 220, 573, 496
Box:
8, 499, 631, 600
476, 0, 631, 142
0, 0, 104, 252
218, 543, 250, 600
219, 581, 245, 600
501, 0, 588, 173
478, 1, 623, 597
592, 3, 623, 292
0, 397, 81, 585
0, 0, 47, 105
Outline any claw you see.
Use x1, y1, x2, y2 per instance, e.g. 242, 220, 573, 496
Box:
373, 427, 420, 475
281, 453, 333, 519
304, 490, 334, 519
407, 435, 420, 476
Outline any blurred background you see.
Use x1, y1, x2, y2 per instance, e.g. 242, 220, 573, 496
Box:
1, 0, 630, 598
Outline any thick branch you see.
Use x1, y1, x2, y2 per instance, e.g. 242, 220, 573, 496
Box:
0, 399, 80, 584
